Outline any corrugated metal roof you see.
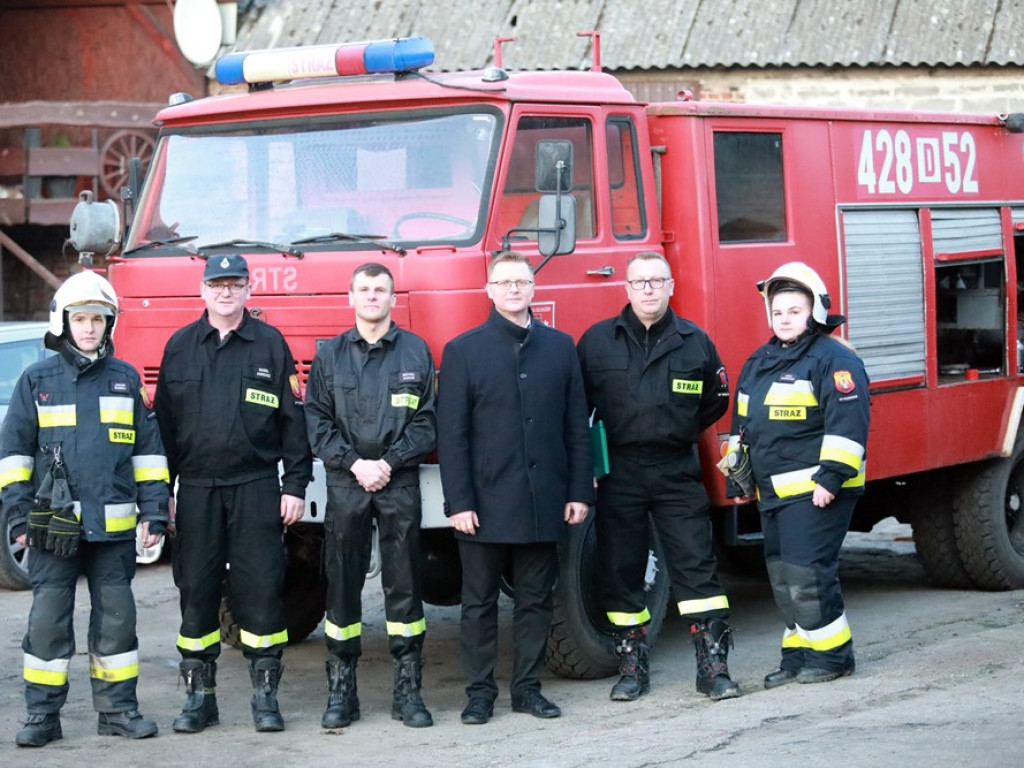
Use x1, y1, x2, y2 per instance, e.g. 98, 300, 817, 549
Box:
228, 0, 1024, 71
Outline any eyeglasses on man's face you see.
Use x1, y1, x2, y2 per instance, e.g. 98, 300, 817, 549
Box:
204, 281, 248, 294
627, 277, 671, 291
487, 279, 535, 292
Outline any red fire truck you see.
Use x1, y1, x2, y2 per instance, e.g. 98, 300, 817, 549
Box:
70, 36, 1024, 679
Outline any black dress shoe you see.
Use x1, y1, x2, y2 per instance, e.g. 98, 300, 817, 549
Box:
511, 690, 561, 719
460, 697, 494, 725
763, 668, 799, 689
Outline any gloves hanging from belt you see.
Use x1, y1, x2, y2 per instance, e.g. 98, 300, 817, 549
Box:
44, 455, 80, 558
26, 468, 55, 551
46, 505, 82, 558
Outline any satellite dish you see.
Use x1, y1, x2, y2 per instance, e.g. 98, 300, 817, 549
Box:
174, 0, 224, 67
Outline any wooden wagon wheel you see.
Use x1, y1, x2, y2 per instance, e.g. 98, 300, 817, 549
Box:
100, 129, 156, 198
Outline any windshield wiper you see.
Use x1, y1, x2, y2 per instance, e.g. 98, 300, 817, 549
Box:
290, 232, 407, 256
122, 235, 198, 256
198, 239, 304, 258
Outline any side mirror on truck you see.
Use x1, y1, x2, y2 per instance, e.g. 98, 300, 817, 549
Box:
69, 191, 121, 266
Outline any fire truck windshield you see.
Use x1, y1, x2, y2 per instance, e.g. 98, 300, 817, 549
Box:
125, 110, 499, 254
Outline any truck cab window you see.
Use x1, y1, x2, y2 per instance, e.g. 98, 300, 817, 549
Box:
499, 116, 595, 242
713, 132, 787, 243
606, 117, 646, 240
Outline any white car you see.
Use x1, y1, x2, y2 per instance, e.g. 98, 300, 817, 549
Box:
0, 323, 163, 590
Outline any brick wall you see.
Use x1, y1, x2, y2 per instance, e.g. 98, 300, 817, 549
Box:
617, 66, 1024, 113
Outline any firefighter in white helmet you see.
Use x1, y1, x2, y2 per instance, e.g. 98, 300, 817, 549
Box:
0, 270, 169, 747
725, 261, 869, 688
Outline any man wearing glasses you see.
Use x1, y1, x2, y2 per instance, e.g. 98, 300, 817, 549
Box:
438, 251, 592, 725
155, 254, 313, 734
577, 251, 740, 703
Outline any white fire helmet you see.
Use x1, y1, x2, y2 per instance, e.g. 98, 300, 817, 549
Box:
757, 261, 845, 330
45, 270, 119, 351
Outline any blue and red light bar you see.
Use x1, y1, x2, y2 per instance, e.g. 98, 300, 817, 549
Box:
216, 37, 435, 86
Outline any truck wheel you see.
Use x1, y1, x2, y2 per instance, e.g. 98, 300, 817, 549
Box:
0, 503, 31, 590
218, 568, 327, 648
952, 437, 1024, 589
909, 472, 976, 589
546, 512, 669, 679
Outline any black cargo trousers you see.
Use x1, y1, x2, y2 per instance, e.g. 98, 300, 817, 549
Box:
322, 473, 426, 661
173, 476, 289, 662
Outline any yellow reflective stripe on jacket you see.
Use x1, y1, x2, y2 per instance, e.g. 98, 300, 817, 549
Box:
177, 629, 221, 652
763, 379, 818, 407
36, 404, 76, 428
104, 503, 136, 533
99, 396, 134, 425
819, 434, 866, 471
90, 650, 139, 682
771, 464, 866, 498
324, 619, 361, 641
386, 617, 427, 638
23, 654, 70, 687
677, 595, 730, 616
240, 627, 289, 649
780, 613, 852, 652
736, 392, 749, 417
606, 607, 651, 626
132, 455, 170, 483
0, 455, 33, 488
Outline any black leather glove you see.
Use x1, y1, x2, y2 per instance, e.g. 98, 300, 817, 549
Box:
46, 506, 82, 558
26, 508, 53, 550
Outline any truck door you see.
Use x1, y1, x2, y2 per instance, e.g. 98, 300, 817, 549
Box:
490, 107, 654, 339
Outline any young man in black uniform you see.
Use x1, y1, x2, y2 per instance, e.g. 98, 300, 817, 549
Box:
305, 262, 436, 729
155, 254, 313, 733
577, 251, 740, 702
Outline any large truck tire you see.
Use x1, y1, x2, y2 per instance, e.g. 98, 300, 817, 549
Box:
546, 512, 669, 679
219, 523, 327, 646
219, 568, 327, 648
908, 471, 976, 589
0, 502, 31, 590
952, 435, 1024, 590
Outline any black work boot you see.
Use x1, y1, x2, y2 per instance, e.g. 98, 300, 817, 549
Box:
15, 713, 62, 747
691, 619, 742, 700
610, 627, 651, 701
322, 658, 360, 729
249, 658, 285, 732
391, 655, 433, 728
173, 659, 220, 733
97, 709, 158, 739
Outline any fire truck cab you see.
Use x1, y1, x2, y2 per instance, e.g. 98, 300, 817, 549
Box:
70, 37, 1024, 679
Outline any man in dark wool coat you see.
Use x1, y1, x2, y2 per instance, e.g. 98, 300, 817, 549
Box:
438, 251, 593, 726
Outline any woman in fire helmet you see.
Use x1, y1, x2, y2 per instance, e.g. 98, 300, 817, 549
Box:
725, 262, 870, 687
0, 270, 169, 747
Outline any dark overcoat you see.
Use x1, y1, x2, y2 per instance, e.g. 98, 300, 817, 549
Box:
437, 307, 594, 544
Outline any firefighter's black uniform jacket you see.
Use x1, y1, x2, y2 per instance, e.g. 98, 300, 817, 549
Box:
304, 321, 436, 659
155, 310, 311, 496
305, 321, 436, 486
1, 344, 169, 538
155, 310, 313, 662
577, 305, 731, 626
729, 330, 870, 673
729, 332, 870, 509
0, 341, 169, 714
